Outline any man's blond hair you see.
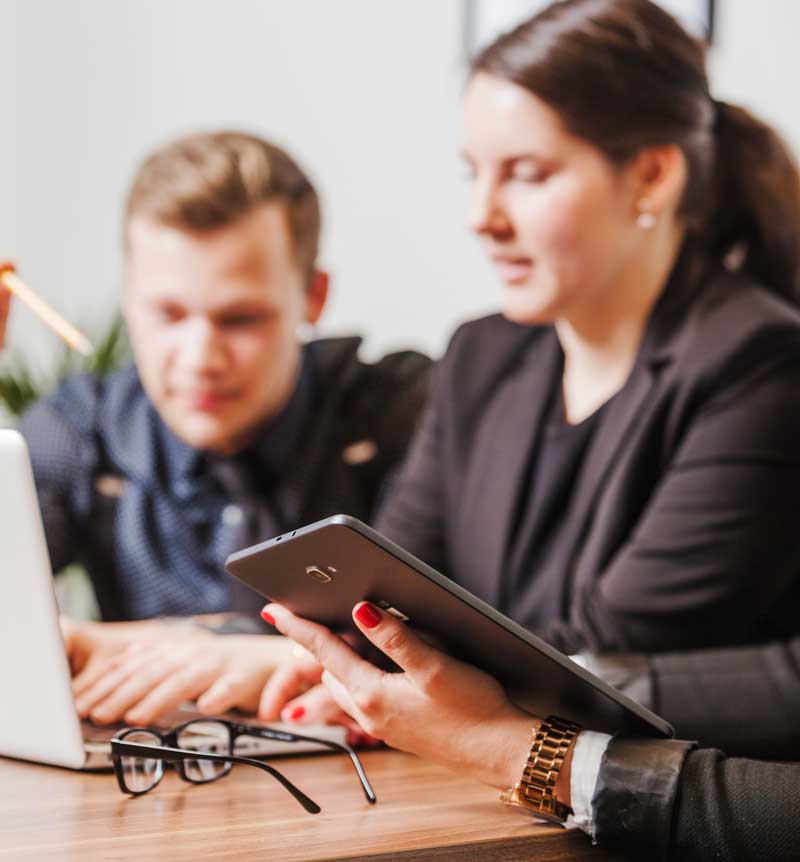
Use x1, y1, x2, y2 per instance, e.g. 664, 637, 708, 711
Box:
125, 131, 321, 281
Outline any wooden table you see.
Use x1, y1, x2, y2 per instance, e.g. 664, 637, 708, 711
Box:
0, 750, 624, 861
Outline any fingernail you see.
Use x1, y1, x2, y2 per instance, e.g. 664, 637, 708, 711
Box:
260, 608, 276, 627
354, 602, 382, 629
289, 706, 305, 721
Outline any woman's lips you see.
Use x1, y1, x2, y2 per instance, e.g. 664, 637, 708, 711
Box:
491, 256, 534, 285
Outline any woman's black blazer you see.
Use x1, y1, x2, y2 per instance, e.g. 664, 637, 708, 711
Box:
377, 263, 800, 653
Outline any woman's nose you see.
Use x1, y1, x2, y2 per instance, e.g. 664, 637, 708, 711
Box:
467, 180, 511, 238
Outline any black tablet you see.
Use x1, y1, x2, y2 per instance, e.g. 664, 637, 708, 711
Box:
225, 514, 672, 738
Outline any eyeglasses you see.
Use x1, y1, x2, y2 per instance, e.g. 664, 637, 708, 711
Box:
111, 718, 376, 814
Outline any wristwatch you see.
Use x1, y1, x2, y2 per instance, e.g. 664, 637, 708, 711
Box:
500, 715, 582, 823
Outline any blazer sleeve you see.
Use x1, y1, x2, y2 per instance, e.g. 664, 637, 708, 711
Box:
650, 637, 800, 759
547, 344, 800, 653
593, 738, 800, 861
581, 639, 800, 759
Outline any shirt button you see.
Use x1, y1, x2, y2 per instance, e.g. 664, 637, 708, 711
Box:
222, 504, 243, 528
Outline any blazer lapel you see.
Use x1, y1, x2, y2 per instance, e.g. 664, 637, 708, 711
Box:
564, 244, 705, 559
565, 356, 660, 555
456, 332, 561, 608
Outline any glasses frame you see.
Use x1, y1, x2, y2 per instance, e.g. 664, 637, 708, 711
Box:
110, 718, 376, 813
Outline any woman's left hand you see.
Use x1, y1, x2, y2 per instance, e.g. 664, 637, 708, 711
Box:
264, 600, 536, 790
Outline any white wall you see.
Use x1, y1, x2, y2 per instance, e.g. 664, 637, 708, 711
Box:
1, 0, 799, 374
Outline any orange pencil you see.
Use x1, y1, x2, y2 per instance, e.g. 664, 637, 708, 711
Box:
0, 269, 94, 357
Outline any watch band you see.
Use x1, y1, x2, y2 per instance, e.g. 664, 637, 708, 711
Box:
500, 715, 582, 823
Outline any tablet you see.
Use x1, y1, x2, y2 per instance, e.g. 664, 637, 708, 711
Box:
225, 514, 672, 738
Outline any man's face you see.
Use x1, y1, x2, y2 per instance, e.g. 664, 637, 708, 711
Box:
124, 203, 326, 455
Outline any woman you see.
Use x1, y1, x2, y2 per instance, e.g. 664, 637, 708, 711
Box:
256, 2, 800, 858
372, 0, 800, 656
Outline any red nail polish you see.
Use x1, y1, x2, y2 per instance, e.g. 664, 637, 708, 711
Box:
354, 602, 382, 629
289, 706, 305, 721
260, 609, 276, 627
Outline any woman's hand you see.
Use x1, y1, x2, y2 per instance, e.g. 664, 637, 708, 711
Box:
257, 654, 372, 744
264, 600, 536, 790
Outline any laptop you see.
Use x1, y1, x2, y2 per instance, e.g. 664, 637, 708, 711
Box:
0, 429, 345, 770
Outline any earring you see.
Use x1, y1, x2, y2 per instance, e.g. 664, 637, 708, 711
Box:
637, 198, 656, 231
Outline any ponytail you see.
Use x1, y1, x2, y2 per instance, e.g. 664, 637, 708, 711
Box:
700, 102, 800, 303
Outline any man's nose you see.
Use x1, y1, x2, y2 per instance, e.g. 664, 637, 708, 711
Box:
179, 318, 228, 374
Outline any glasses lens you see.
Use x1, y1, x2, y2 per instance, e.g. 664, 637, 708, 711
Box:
176, 720, 232, 783
119, 730, 164, 793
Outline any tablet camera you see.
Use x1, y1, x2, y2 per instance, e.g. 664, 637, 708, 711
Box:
305, 565, 336, 583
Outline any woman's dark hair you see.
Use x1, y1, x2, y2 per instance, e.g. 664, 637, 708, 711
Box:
471, 0, 800, 301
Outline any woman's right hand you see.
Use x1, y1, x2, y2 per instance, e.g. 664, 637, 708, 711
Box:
257, 653, 374, 745
0, 261, 13, 350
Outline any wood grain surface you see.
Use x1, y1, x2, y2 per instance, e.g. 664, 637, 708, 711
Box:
0, 749, 625, 861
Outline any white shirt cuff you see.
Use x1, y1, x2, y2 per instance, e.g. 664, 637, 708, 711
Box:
564, 730, 612, 834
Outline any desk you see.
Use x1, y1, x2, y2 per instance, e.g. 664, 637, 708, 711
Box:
0, 750, 624, 861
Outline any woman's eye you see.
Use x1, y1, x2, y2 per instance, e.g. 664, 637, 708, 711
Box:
511, 164, 548, 183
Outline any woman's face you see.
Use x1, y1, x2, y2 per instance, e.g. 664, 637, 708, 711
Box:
462, 72, 644, 326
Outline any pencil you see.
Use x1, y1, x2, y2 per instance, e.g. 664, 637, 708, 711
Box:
0, 269, 94, 357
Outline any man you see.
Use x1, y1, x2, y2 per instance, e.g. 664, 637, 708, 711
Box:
0, 130, 430, 723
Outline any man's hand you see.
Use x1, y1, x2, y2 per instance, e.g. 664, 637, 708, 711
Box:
264, 601, 536, 790
61, 618, 294, 726
0, 260, 14, 350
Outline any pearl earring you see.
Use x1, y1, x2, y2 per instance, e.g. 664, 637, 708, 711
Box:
637, 199, 656, 231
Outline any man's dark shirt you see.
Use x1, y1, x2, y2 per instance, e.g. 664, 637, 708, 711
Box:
19, 337, 430, 621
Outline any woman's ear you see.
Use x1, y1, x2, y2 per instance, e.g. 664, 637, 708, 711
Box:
630, 144, 688, 221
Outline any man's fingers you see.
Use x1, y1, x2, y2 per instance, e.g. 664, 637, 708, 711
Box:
125, 660, 222, 725
257, 658, 324, 720
74, 648, 152, 715
87, 662, 175, 724
196, 669, 262, 716
351, 602, 437, 678
72, 653, 120, 697
0, 263, 13, 349
264, 603, 379, 691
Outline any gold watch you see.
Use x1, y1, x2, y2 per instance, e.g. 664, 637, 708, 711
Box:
500, 715, 582, 823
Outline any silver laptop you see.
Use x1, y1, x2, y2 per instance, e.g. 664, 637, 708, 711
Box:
0, 428, 345, 770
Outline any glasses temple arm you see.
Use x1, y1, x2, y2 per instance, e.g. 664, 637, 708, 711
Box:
238, 725, 377, 804
112, 740, 321, 814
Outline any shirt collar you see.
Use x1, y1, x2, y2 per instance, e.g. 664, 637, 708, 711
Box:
161, 345, 317, 489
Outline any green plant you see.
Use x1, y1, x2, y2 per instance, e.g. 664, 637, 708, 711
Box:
0, 314, 130, 417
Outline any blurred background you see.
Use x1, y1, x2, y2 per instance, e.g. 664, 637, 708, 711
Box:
2, 0, 799, 376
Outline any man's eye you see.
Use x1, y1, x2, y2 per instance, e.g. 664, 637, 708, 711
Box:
219, 313, 267, 327
155, 306, 184, 323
